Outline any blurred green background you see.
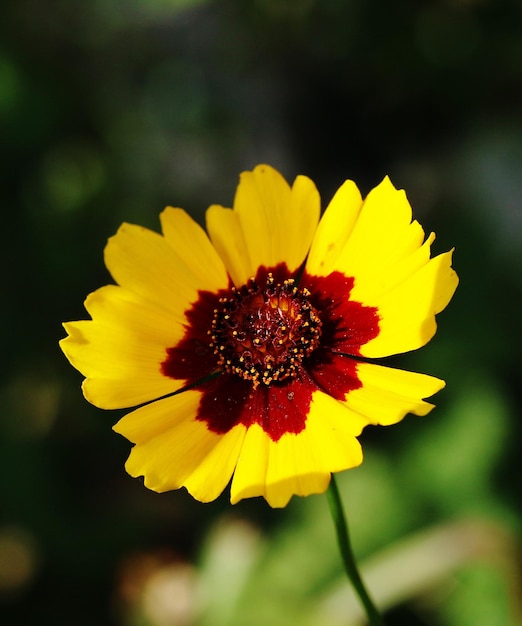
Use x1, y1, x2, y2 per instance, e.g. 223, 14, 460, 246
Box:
1, 0, 522, 624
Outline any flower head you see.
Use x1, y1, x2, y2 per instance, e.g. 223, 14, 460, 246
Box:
60, 165, 458, 507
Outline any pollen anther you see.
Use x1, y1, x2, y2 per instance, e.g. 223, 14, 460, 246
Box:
210, 273, 322, 388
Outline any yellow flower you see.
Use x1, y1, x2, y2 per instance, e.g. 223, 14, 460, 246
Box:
60, 165, 458, 507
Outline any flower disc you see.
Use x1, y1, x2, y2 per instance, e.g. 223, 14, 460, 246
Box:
210, 273, 322, 388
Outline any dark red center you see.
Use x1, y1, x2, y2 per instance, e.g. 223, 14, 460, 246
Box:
160, 264, 381, 442
209, 273, 322, 388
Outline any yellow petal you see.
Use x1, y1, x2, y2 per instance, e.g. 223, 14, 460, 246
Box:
306, 176, 458, 357
113, 387, 201, 443
60, 285, 185, 408
306, 179, 363, 276
104, 221, 207, 315
160, 207, 229, 291
207, 164, 320, 286
345, 362, 445, 426
205, 204, 253, 287
115, 390, 246, 502
231, 390, 365, 507
331, 177, 426, 281
183, 425, 245, 503
308, 176, 440, 293
229, 424, 270, 503
360, 249, 459, 357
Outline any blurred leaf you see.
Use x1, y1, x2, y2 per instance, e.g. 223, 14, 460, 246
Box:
400, 373, 510, 516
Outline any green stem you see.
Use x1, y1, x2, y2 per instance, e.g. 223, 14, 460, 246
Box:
327, 475, 385, 626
